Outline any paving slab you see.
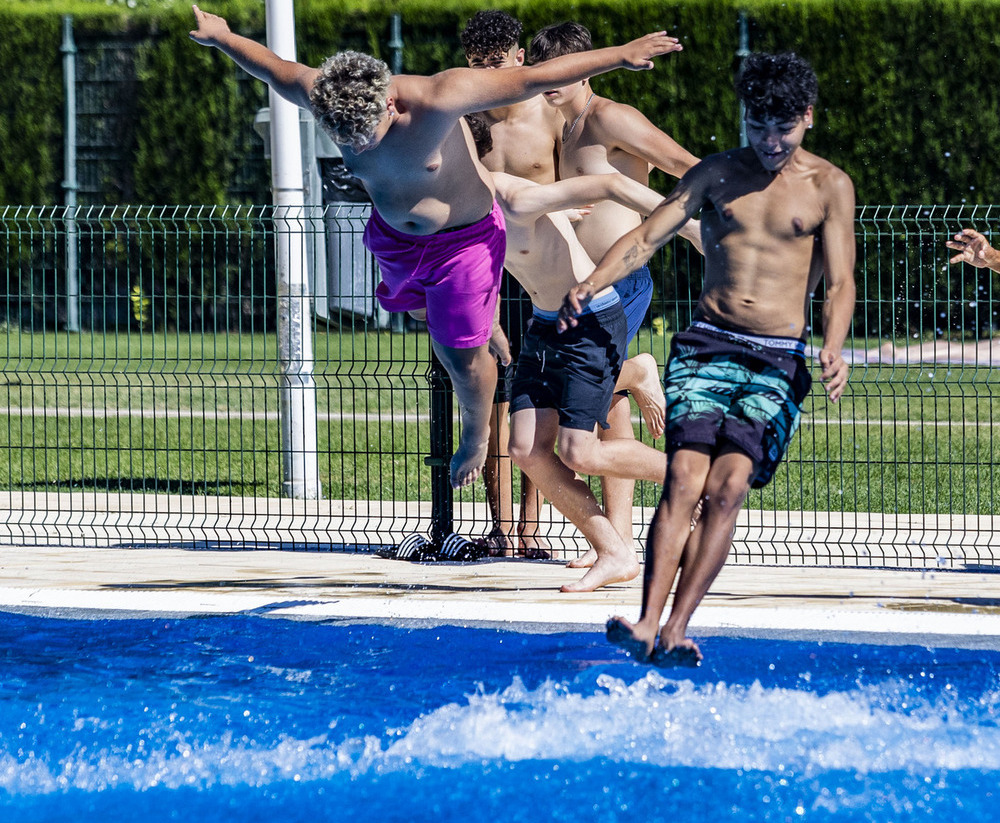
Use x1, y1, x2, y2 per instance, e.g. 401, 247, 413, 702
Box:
1, 544, 999, 648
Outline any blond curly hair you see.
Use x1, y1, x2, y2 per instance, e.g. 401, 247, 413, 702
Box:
309, 52, 391, 152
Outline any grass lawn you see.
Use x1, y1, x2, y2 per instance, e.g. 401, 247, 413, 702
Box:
2, 328, 998, 514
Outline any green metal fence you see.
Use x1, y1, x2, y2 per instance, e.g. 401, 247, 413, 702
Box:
1, 204, 997, 568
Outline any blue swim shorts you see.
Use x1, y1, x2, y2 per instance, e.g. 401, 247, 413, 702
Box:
613, 265, 653, 349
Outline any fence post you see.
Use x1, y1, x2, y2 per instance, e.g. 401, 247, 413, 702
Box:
426, 351, 454, 547
266, 0, 321, 500
389, 13, 404, 76
61, 15, 81, 333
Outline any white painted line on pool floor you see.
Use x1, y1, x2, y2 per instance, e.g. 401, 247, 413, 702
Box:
2, 586, 999, 642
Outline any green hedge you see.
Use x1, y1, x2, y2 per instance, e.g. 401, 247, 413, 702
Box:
3, 0, 1000, 206
0, 9, 62, 204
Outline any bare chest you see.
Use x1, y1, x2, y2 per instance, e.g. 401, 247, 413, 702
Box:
560, 140, 647, 180
704, 181, 825, 244
346, 144, 446, 188
342, 120, 492, 231
503, 216, 591, 307
482, 120, 558, 184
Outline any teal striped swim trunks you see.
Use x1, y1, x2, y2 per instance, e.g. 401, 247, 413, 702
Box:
663, 321, 812, 488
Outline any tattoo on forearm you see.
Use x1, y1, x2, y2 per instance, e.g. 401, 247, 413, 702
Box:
622, 243, 640, 270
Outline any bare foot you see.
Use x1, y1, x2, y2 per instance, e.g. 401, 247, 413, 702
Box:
650, 636, 702, 667
451, 436, 489, 489
566, 547, 597, 568
628, 352, 666, 438
517, 532, 553, 560
477, 528, 514, 558
560, 552, 640, 592
651, 624, 702, 667
605, 616, 656, 661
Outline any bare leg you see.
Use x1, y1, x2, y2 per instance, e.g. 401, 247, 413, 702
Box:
431, 339, 498, 489
509, 409, 639, 591
558, 421, 669, 485
606, 447, 710, 659
568, 395, 635, 570
482, 399, 515, 555
601, 396, 638, 544
877, 340, 897, 363
658, 447, 755, 660
516, 475, 552, 558
890, 337, 1000, 365
614, 353, 666, 438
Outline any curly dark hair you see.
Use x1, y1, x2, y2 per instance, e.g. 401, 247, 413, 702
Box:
736, 52, 818, 122
460, 10, 522, 60
463, 113, 493, 160
527, 21, 592, 64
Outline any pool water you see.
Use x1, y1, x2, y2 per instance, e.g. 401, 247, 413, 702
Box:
0, 610, 998, 822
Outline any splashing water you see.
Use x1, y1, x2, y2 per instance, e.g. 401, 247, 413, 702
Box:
0, 612, 998, 822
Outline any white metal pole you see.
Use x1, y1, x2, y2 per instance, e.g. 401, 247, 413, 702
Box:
266, 0, 320, 499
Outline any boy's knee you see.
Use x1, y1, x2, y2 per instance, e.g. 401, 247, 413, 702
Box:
557, 434, 599, 476
665, 455, 707, 502
703, 473, 751, 513
507, 439, 534, 470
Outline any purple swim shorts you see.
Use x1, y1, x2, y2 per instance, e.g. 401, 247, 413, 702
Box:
364, 201, 506, 348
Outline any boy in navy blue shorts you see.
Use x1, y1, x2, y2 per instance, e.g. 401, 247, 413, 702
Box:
529, 21, 702, 568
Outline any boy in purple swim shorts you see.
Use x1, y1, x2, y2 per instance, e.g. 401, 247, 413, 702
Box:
365, 201, 507, 349
190, 4, 680, 489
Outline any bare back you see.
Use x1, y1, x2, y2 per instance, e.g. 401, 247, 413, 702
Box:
695, 148, 850, 338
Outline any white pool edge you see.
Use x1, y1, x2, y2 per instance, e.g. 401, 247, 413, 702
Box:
2, 585, 999, 649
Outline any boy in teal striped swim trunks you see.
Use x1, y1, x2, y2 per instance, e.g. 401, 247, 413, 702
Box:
559, 52, 857, 664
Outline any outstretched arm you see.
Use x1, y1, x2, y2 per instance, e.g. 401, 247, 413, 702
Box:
816, 171, 857, 403
430, 32, 683, 117
596, 103, 699, 179
946, 228, 1000, 272
502, 172, 705, 256
501, 173, 664, 222
558, 170, 705, 330
189, 5, 318, 109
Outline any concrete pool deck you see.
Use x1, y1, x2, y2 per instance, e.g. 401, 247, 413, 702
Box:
1, 543, 999, 649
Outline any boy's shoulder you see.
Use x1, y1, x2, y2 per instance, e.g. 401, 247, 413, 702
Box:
795, 149, 855, 195
688, 147, 753, 179
586, 95, 658, 135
